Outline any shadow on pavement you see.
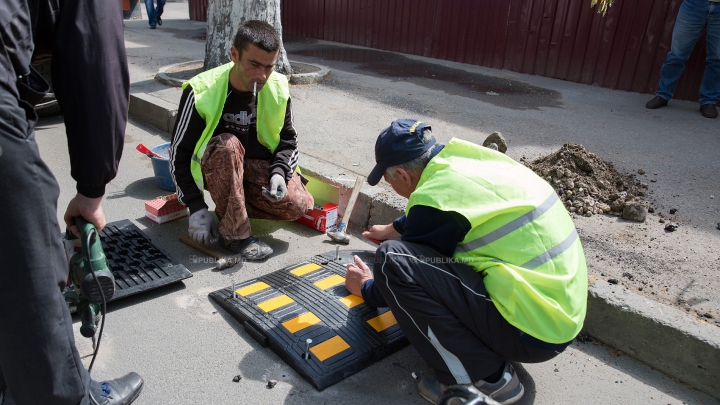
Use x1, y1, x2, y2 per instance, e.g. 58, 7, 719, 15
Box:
285, 35, 562, 111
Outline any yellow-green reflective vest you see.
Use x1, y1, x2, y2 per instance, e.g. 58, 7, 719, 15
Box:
183, 62, 289, 190
407, 138, 587, 344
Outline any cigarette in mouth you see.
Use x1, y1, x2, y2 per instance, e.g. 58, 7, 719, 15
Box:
253, 82, 257, 97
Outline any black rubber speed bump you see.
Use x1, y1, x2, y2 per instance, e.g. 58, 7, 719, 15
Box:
209, 249, 408, 390
99, 219, 192, 301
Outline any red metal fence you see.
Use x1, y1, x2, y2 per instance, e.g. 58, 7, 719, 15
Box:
281, 0, 708, 101
189, 0, 208, 22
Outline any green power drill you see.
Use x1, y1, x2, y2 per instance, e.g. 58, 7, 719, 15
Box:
64, 217, 116, 339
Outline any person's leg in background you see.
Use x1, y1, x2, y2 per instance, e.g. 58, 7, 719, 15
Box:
0, 84, 90, 404
144, 0, 157, 28
155, 0, 166, 26
699, 2, 720, 118
652, 0, 709, 104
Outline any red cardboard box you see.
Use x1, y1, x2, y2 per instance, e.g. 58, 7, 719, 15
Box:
145, 194, 189, 224
296, 202, 338, 233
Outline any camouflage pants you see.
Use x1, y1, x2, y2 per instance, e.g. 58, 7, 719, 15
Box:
201, 133, 314, 240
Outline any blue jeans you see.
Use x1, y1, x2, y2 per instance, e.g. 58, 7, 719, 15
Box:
656, 0, 720, 105
144, 0, 166, 27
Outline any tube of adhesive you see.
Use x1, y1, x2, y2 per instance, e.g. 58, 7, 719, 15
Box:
253, 82, 257, 97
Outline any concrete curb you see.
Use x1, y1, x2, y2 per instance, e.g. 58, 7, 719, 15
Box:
288, 61, 331, 85
154, 60, 198, 87
585, 281, 720, 398
153, 60, 330, 88
295, 153, 407, 230
129, 93, 178, 133
126, 97, 720, 401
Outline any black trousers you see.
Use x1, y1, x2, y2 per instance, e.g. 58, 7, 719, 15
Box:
373, 240, 565, 385
0, 85, 90, 404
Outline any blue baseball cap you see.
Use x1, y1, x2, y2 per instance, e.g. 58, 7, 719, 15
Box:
367, 119, 437, 186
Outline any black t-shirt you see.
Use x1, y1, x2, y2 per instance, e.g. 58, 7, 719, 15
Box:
213, 86, 272, 160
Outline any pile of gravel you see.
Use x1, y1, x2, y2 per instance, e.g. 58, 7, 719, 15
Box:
520, 143, 651, 222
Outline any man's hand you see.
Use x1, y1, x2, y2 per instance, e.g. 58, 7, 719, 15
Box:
189, 208, 216, 244
265, 174, 287, 202
64, 193, 105, 237
345, 255, 373, 297
362, 224, 400, 243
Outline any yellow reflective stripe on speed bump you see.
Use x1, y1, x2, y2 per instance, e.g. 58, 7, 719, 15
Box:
282, 312, 322, 333
257, 295, 294, 312
314, 274, 345, 290
236, 281, 270, 297
310, 335, 351, 361
367, 311, 398, 332
290, 263, 322, 277
339, 295, 364, 309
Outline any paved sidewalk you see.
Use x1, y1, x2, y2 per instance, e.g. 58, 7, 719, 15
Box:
65, 3, 720, 402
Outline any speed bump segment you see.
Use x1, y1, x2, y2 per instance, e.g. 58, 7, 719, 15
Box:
209, 249, 408, 390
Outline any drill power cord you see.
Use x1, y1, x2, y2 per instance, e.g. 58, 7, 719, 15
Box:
84, 227, 107, 376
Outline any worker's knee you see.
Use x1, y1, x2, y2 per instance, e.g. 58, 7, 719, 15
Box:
376, 239, 405, 256
280, 189, 314, 221
283, 198, 309, 221
373, 240, 412, 280
214, 132, 242, 147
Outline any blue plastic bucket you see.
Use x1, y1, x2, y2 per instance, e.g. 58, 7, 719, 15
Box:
150, 142, 175, 192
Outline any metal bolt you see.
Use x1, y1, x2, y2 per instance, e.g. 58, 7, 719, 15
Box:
232, 279, 236, 298
303, 338, 312, 359
335, 245, 340, 260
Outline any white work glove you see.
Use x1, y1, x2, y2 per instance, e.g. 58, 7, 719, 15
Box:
265, 173, 287, 202
188, 208, 216, 244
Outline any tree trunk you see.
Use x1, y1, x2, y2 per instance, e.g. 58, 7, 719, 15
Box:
204, 0, 291, 74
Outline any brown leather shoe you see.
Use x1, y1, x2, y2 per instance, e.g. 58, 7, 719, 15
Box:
700, 103, 718, 119
645, 96, 668, 109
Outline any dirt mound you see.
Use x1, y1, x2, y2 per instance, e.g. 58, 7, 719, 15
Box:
521, 143, 651, 220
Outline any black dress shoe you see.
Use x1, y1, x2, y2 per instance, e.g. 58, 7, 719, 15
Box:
90, 372, 143, 405
700, 103, 718, 119
645, 96, 668, 109
157, 16, 162, 26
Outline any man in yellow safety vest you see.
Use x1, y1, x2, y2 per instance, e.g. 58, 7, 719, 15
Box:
169, 20, 313, 260
345, 119, 588, 405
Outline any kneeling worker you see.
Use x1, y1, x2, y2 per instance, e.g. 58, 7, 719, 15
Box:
170, 20, 313, 259
344, 119, 588, 404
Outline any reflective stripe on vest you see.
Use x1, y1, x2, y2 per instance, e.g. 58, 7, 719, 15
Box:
407, 138, 587, 344
183, 62, 289, 190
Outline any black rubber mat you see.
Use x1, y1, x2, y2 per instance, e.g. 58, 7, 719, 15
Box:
209, 249, 408, 390
100, 219, 192, 301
